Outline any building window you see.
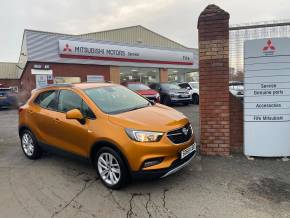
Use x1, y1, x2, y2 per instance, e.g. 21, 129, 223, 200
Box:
120, 67, 159, 85
168, 69, 199, 83
54, 77, 81, 84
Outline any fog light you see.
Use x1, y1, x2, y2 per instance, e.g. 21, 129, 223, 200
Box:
142, 158, 163, 169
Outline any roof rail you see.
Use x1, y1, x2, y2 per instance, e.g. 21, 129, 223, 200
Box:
45, 83, 73, 87
31, 83, 73, 92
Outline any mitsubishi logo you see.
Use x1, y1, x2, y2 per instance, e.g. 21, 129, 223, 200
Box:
63, 44, 72, 52
182, 127, 189, 135
263, 40, 275, 51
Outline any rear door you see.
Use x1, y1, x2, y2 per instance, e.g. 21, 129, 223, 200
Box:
31, 90, 60, 144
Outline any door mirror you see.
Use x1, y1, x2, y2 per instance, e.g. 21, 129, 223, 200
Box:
66, 109, 84, 120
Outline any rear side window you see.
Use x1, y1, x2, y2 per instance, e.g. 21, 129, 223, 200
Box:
34, 90, 57, 110
58, 90, 95, 119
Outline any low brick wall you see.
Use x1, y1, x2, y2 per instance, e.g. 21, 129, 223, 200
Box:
230, 94, 244, 153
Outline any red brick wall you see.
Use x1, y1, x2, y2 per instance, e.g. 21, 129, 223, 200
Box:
20, 62, 110, 99
198, 5, 231, 156
230, 94, 243, 153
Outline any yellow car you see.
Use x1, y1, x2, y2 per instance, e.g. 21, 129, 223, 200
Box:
19, 83, 196, 189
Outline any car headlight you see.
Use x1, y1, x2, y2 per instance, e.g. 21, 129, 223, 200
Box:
155, 93, 160, 98
125, 129, 163, 142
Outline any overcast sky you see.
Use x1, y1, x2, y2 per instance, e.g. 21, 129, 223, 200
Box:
0, 0, 289, 62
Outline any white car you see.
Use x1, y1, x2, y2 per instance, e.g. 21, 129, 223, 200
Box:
178, 82, 199, 104
229, 81, 244, 98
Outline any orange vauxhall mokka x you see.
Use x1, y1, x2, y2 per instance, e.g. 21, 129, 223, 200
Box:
19, 83, 196, 189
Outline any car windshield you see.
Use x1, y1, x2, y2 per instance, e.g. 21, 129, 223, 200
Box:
127, 83, 150, 91
189, 82, 199, 89
161, 83, 181, 90
84, 86, 150, 114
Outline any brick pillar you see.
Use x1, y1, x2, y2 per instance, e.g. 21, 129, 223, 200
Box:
159, 68, 168, 83
198, 5, 230, 156
109, 66, 120, 84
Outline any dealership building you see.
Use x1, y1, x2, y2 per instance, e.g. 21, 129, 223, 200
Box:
0, 25, 198, 97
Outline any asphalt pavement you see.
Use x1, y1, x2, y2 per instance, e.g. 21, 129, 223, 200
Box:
0, 106, 290, 218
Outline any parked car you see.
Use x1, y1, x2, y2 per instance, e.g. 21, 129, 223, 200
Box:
0, 87, 18, 109
149, 83, 191, 106
229, 81, 244, 98
121, 81, 160, 103
178, 82, 199, 104
18, 83, 196, 189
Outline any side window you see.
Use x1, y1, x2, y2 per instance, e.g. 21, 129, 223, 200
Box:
34, 90, 57, 110
178, 83, 185, 89
149, 84, 156, 90
58, 90, 95, 119
58, 90, 82, 112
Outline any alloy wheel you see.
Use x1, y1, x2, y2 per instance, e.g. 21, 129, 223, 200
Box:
22, 133, 34, 156
97, 152, 121, 186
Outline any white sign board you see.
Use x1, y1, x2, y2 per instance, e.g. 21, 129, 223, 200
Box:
244, 38, 290, 157
59, 40, 194, 67
31, 69, 53, 75
87, 75, 104, 83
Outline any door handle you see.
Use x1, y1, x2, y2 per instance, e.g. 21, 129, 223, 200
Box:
27, 110, 33, 114
55, 118, 61, 124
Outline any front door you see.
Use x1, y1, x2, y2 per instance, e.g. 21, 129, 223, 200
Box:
54, 89, 89, 157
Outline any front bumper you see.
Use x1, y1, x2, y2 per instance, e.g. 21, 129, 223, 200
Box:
131, 145, 196, 180
171, 97, 191, 103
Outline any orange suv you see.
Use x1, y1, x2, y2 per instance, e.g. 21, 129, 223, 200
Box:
19, 83, 196, 189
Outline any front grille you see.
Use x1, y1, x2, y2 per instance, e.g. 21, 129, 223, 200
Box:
167, 123, 193, 144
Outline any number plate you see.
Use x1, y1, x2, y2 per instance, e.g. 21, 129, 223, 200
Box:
181, 144, 195, 159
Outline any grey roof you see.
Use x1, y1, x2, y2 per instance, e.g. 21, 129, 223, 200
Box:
80, 25, 188, 50
0, 62, 18, 79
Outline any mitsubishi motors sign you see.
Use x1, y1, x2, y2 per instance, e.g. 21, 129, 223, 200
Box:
59, 40, 194, 66
244, 38, 290, 157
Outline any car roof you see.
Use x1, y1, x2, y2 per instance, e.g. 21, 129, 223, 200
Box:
124, 81, 144, 84
33, 82, 117, 93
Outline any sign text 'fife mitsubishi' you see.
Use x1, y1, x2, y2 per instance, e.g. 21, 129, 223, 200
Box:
244, 38, 290, 157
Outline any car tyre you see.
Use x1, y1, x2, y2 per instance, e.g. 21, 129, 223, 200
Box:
192, 94, 199, 105
95, 147, 128, 189
20, 129, 42, 160
163, 96, 172, 106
